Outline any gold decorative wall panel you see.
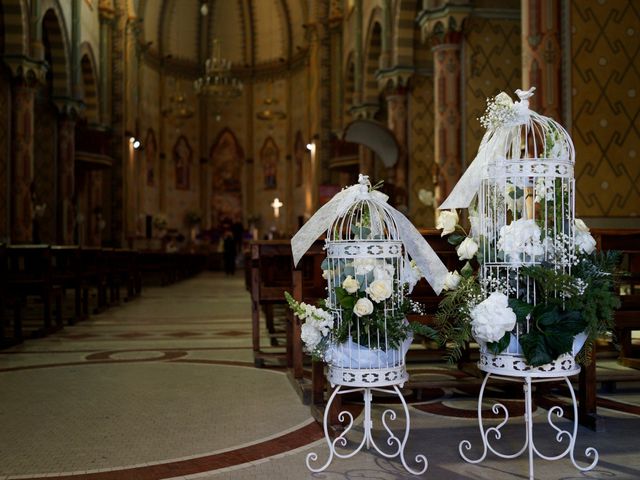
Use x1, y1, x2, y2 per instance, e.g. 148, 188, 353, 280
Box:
571, 1, 640, 217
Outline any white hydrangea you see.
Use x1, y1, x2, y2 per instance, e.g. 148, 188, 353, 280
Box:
534, 177, 556, 203
497, 218, 544, 264
352, 258, 377, 275
574, 218, 596, 254
470, 292, 517, 344
301, 323, 322, 351
373, 262, 395, 280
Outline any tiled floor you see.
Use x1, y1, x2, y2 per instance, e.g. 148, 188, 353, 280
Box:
1, 272, 639, 480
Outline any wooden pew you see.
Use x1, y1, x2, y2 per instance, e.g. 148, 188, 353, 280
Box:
6, 245, 63, 338
51, 245, 85, 324
578, 228, 640, 430
250, 240, 294, 366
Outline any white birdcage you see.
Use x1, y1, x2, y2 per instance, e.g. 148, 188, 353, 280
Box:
476, 91, 583, 376
451, 88, 598, 478
291, 174, 448, 475
323, 187, 415, 387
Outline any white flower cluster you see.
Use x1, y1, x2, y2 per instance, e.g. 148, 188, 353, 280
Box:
534, 177, 556, 203
497, 218, 544, 264
295, 302, 334, 353
470, 291, 517, 344
479, 272, 516, 296
479, 92, 519, 129
546, 231, 578, 267
575, 218, 596, 254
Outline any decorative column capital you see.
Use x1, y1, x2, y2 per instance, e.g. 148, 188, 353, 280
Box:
417, 2, 470, 46
376, 66, 420, 92
2, 54, 48, 86
349, 103, 379, 120
52, 97, 84, 119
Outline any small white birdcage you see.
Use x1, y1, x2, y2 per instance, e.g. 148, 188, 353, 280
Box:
290, 174, 448, 475
323, 185, 415, 387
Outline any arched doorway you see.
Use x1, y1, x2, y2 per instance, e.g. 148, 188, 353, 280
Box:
210, 128, 243, 227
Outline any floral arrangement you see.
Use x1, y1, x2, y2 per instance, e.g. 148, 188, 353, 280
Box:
434, 90, 621, 367
153, 213, 168, 230
286, 198, 435, 362
435, 210, 620, 366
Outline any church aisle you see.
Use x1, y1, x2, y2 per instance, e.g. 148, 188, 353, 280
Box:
1, 272, 639, 480
0, 273, 321, 479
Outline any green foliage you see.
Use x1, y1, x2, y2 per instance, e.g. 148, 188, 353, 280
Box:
487, 332, 510, 355
435, 276, 481, 363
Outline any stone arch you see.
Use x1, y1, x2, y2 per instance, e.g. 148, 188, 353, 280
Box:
344, 51, 355, 114
79, 43, 99, 123
363, 12, 383, 106
0, 0, 28, 55
41, 5, 71, 97
393, 0, 418, 66
173, 135, 192, 190
210, 128, 244, 225
145, 128, 157, 187
260, 136, 278, 190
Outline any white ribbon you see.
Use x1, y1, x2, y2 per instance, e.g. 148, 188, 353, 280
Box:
438, 88, 535, 210
291, 175, 448, 295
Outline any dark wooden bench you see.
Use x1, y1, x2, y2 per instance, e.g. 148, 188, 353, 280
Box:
51, 245, 85, 324
578, 228, 640, 430
250, 240, 295, 366
6, 245, 64, 338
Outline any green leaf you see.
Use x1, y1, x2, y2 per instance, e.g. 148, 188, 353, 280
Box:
543, 323, 575, 357
410, 322, 438, 341
508, 298, 534, 322
520, 331, 554, 367
461, 261, 474, 278
536, 305, 562, 327
447, 233, 465, 246
487, 332, 511, 355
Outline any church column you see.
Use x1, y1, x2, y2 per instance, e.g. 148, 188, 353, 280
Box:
385, 85, 409, 210
10, 80, 36, 243
522, 0, 562, 120
5, 60, 46, 243
431, 32, 463, 208
56, 106, 79, 244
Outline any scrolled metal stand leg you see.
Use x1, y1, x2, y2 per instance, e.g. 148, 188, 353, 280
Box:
524, 376, 534, 480
392, 385, 428, 475
306, 385, 341, 472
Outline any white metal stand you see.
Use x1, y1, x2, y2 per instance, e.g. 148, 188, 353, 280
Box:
306, 384, 428, 475
459, 372, 598, 479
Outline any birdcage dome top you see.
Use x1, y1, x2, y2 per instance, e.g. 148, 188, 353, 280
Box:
326, 176, 402, 243
479, 87, 575, 164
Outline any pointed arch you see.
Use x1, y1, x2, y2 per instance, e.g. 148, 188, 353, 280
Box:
173, 135, 192, 190
145, 128, 157, 187
393, 0, 417, 66
363, 11, 383, 106
293, 130, 304, 187
1, 0, 28, 55
41, 5, 71, 97
79, 43, 100, 123
260, 136, 278, 190
210, 128, 244, 225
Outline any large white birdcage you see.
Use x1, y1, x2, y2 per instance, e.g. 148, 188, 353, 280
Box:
476, 91, 583, 376
323, 184, 414, 387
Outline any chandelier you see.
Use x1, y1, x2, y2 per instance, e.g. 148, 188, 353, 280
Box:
256, 81, 286, 122
162, 81, 194, 128
194, 39, 243, 118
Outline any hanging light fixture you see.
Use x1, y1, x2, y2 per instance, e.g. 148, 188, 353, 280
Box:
194, 39, 243, 120
256, 81, 286, 122
162, 80, 195, 129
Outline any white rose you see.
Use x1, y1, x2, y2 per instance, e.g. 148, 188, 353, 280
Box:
301, 323, 322, 351
353, 297, 374, 317
366, 279, 393, 303
322, 269, 331, 280
576, 231, 596, 254
342, 275, 360, 293
575, 218, 590, 234
436, 209, 459, 236
456, 237, 479, 260
470, 292, 517, 343
443, 271, 462, 291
